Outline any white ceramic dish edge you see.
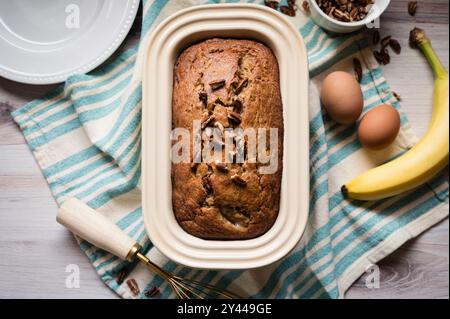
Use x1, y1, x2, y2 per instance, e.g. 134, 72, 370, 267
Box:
0, 0, 139, 85
141, 4, 309, 270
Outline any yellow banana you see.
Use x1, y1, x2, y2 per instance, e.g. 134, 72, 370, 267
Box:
342, 28, 449, 201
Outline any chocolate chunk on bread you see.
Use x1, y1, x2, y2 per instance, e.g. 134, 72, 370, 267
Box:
171, 39, 283, 240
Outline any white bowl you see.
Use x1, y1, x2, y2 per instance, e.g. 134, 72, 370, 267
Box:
310, 0, 391, 34
141, 4, 310, 270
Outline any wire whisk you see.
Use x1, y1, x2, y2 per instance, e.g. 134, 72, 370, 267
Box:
134, 250, 241, 299
57, 197, 241, 299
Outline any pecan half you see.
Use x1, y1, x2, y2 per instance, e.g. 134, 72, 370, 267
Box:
199, 91, 207, 104
302, 1, 310, 12
214, 97, 224, 105
216, 162, 229, 173
209, 79, 226, 91
231, 174, 247, 186
145, 287, 160, 298
264, 0, 279, 10
373, 50, 383, 64
353, 58, 363, 82
231, 98, 243, 112
227, 112, 242, 125
393, 91, 402, 101
349, 7, 358, 20
116, 269, 127, 284
408, 1, 417, 16
380, 48, 391, 65
280, 5, 296, 17
126, 279, 140, 296
334, 9, 350, 21
389, 39, 402, 55
202, 176, 213, 194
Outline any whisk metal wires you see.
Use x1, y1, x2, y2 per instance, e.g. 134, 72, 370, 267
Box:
132, 247, 241, 299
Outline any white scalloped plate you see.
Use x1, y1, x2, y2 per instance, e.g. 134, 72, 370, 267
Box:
0, 0, 139, 84
141, 3, 309, 269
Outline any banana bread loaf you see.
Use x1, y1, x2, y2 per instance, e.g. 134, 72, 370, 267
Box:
171, 38, 283, 240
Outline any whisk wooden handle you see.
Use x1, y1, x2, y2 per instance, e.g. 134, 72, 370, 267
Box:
57, 197, 138, 261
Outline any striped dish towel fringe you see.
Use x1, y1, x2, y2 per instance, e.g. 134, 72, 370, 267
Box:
12, 0, 449, 299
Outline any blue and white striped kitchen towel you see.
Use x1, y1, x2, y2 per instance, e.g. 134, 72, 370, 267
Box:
13, 0, 449, 299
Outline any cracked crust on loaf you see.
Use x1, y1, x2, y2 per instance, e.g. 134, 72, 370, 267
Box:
171, 38, 283, 240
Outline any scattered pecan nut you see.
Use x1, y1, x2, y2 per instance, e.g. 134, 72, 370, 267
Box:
372, 30, 380, 45
373, 49, 390, 65
353, 58, 363, 82
302, 1, 310, 12
408, 1, 418, 16
380, 48, 391, 65
264, 0, 279, 10
116, 269, 127, 284
393, 91, 402, 101
126, 278, 140, 296
373, 50, 383, 64
389, 39, 402, 55
280, 5, 296, 17
145, 286, 160, 298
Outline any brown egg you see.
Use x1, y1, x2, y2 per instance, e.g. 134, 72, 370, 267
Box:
320, 71, 364, 124
358, 104, 401, 150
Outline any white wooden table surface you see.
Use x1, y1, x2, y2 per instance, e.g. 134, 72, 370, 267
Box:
0, 1, 448, 299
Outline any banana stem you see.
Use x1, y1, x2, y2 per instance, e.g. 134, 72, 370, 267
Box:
410, 28, 448, 79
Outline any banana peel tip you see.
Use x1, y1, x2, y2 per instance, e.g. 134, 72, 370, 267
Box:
341, 185, 349, 199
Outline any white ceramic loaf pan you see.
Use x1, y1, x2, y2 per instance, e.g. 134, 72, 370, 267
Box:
141, 4, 309, 269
